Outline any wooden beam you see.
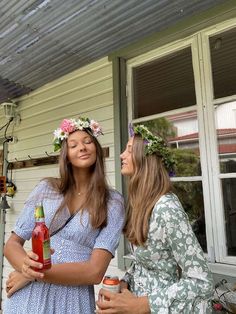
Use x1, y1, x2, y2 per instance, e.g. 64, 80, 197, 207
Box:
9, 147, 109, 170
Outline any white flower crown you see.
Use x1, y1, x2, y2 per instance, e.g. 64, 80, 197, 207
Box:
53, 117, 103, 152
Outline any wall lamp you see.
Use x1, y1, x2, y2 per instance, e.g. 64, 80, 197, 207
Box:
1, 101, 21, 125
1, 101, 17, 119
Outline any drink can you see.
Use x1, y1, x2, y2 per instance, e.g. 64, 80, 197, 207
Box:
102, 275, 120, 295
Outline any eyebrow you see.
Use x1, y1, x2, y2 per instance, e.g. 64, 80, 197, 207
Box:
68, 136, 91, 142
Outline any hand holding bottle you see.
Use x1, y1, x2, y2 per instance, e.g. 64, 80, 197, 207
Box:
21, 250, 44, 281
21, 248, 55, 281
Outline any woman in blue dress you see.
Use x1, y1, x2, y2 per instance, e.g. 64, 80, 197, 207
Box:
97, 124, 213, 313
4, 116, 125, 314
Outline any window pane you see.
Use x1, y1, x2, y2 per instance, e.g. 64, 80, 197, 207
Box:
210, 27, 236, 99
221, 178, 236, 256
173, 181, 207, 252
133, 47, 196, 118
142, 110, 201, 176
215, 101, 236, 173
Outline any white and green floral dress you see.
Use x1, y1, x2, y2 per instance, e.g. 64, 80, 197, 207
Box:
123, 193, 213, 314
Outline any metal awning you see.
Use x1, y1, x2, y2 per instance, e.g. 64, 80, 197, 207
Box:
0, 0, 229, 102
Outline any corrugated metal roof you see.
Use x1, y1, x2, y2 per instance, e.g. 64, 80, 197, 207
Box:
0, 0, 229, 102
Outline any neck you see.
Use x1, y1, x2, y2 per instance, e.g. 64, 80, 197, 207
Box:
73, 170, 91, 195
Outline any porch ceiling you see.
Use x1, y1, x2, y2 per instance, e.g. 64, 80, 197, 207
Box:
0, 0, 228, 103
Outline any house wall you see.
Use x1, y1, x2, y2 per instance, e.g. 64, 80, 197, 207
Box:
216, 101, 236, 129
1, 56, 124, 305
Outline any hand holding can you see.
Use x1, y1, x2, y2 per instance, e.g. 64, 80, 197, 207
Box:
102, 275, 120, 300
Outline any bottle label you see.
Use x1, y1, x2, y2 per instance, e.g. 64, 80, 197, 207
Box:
43, 239, 51, 265
35, 206, 44, 219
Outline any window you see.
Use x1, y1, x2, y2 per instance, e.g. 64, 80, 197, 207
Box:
132, 48, 196, 118
126, 19, 236, 270
210, 28, 236, 99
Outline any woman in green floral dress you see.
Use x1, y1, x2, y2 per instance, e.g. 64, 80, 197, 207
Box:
97, 124, 213, 314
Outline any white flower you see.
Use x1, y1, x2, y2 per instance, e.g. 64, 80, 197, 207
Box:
179, 221, 188, 234
187, 290, 196, 299
53, 128, 68, 140
151, 252, 161, 261
176, 230, 182, 238
186, 237, 192, 245
186, 245, 195, 255
187, 266, 208, 281
162, 211, 171, 221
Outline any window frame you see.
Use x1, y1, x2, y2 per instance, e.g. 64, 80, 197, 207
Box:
124, 17, 236, 273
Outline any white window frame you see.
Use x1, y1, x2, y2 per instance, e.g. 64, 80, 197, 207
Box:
126, 17, 236, 276
200, 17, 236, 266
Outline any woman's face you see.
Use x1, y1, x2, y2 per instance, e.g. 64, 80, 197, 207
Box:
67, 130, 97, 169
120, 137, 134, 176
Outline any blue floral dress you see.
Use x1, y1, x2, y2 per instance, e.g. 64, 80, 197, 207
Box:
4, 180, 125, 314
122, 193, 213, 314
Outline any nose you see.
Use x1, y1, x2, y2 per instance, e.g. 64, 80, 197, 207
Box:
78, 142, 86, 151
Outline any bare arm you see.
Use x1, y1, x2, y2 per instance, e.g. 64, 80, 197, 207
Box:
4, 232, 112, 285
4, 232, 27, 272
42, 249, 112, 285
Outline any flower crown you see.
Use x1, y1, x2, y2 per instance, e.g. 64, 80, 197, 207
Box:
129, 124, 175, 173
53, 117, 103, 152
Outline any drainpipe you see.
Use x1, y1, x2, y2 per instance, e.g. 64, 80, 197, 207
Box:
0, 140, 9, 309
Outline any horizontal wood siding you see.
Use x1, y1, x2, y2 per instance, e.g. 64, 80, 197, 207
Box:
1, 57, 124, 305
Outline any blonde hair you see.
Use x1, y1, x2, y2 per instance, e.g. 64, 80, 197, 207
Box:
123, 135, 172, 246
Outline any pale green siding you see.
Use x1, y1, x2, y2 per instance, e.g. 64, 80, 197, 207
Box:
1, 57, 124, 306
8, 57, 115, 175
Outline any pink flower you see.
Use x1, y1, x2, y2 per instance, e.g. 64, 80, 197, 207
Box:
213, 303, 223, 311
90, 119, 102, 136
60, 119, 75, 133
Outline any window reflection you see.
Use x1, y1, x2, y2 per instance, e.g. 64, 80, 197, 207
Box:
215, 102, 236, 173
210, 27, 236, 99
173, 181, 207, 253
132, 47, 196, 118
221, 178, 236, 256
142, 111, 201, 177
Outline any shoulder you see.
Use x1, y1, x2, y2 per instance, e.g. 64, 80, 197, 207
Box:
34, 179, 55, 192
152, 192, 187, 223
28, 179, 60, 200
108, 188, 124, 203
107, 188, 125, 215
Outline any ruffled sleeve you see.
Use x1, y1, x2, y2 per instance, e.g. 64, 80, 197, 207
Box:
148, 194, 213, 313
93, 190, 125, 257
14, 180, 52, 241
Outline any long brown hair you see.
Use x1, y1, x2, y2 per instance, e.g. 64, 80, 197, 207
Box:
47, 130, 109, 229
123, 135, 172, 246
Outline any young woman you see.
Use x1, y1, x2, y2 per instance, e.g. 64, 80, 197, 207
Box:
97, 124, 213, 314
4, 117, 125, 314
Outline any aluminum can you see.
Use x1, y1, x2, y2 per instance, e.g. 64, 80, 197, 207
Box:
102, 275, 120, 294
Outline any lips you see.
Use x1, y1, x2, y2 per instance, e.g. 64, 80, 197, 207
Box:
79, 154, 90, 159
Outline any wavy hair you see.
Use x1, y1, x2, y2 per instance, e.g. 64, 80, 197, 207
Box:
47, 130, 109, 229
123, 135, 172, 246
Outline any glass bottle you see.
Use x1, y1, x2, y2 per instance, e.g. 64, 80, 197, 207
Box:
32, 203, 51, 270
